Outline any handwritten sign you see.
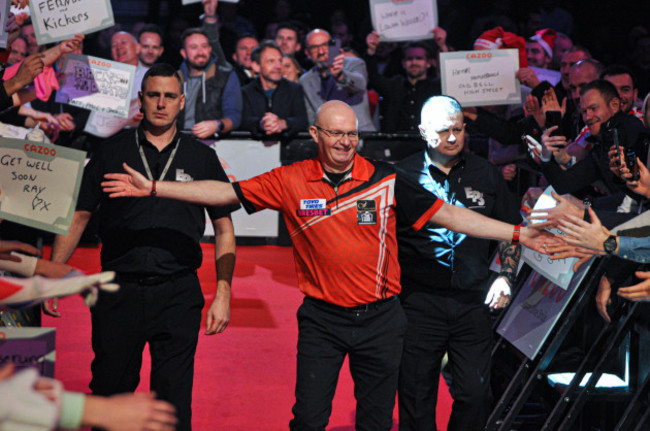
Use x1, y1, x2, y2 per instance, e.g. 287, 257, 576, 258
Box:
0, 138, 86, 235
521, 186, 577, 289
55, 54, 135, 119
29, 0, 115, 45
0, 0, 9, 49
84, 99, 140, 138
440, 49, 521, 107
370, 0, 437, 42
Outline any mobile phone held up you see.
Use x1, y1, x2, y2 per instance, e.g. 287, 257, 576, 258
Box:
328, 39, 342, 67
545, 111, 562, 137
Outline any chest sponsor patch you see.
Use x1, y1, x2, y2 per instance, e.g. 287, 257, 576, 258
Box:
357, 199, 377, 225
297, 199, 330, 217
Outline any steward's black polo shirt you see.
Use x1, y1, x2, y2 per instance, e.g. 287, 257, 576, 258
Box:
77, 126, 239, 275
396, 150, 521, 297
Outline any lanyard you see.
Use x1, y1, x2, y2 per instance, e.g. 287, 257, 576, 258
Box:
135, 131, 180, 181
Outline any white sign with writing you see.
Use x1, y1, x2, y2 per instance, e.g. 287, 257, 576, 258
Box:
521, 186, 576, 289
0, 0, 10, 49
55, 54, 135, 119
370, 0, 437, 42
0, 138, 86, 235
440, 49, 521, 107
29, 0, 115, 45
84, 99, 140, 138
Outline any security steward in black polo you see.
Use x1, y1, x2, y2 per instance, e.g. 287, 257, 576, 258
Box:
50, 63, 239, 431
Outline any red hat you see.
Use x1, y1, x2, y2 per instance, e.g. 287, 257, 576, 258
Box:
529, 28, 557, 59
474, 27, 505, 50
474, 27, 528, 68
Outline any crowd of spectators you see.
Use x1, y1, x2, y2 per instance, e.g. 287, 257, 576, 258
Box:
4, 0, 650, 429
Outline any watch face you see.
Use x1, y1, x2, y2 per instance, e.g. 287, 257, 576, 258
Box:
604, 235, 617, 254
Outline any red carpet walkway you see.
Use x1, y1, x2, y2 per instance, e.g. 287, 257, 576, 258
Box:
43, 244, 452, 430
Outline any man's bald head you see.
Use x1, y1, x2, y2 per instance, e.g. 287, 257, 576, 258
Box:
315, 100, 357, 126
569, 59, 603, 107
310, 101, 359, 173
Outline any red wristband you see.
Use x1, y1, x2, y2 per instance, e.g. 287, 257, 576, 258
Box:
150, 180, 157, 197
512, 224, 521, 245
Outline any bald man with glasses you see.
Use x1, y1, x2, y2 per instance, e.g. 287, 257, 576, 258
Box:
102, 100, 553, 431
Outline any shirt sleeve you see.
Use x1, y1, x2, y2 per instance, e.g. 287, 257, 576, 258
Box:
76, 148, 105, 212
222, 71, 242, 130
394, 171, 443, 231
617, 236, 650, 264
58, 391, 86, 430
233, 167, 286, 214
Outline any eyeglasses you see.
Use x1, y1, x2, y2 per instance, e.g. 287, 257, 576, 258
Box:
306, 40, 333, 52
314, 125, 359, 140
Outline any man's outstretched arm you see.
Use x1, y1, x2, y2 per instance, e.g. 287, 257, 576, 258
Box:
431, 202, 554, 253
102, 163, 240, 207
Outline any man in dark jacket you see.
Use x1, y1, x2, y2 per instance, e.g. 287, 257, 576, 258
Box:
241, 41, 307, 138
177, 28, 242, 138
364, 31, 441, 132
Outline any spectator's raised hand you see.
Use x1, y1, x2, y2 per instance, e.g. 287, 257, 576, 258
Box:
523, 94, 544, 128
432, 27, 449, 52
541, 87, 566, 117
516, 67, 540, 88
366, 31, 380, 56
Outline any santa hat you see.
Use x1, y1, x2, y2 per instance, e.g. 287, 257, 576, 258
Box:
529, 28, 557, 59
474, 27, 528, 68
474, 27, 505, 50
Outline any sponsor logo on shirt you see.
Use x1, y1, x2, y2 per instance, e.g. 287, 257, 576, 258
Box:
297, 199, 330, 217
357, 199, 377, 225
176, 169, 193, 182
464, 187, 485, 207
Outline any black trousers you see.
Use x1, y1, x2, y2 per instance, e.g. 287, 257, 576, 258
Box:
89, 272, 204, 431
290, 296, 407, 431
398, 290, 492, 431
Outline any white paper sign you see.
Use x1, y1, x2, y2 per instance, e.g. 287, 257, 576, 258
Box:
0, 0, 10, 49
29, 0, 115, 45
55, 54, 135, 119
521, 186, 577, 289
203, 139, 280, 238
84, 99, 140, 138
440, 49, 521, 107
370, 0, 437, 42
0, 138, 86, 235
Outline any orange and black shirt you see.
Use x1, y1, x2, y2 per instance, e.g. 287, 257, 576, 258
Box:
233, 154, 442, 307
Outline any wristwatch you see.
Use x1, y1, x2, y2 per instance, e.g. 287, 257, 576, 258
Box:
603, 235, 617, 254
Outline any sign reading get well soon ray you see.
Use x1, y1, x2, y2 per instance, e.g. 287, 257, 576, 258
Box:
0, 138, 86, 235
29, 0, 115, 45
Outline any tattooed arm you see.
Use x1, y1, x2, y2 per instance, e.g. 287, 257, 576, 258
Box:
485, 241, 521, 309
